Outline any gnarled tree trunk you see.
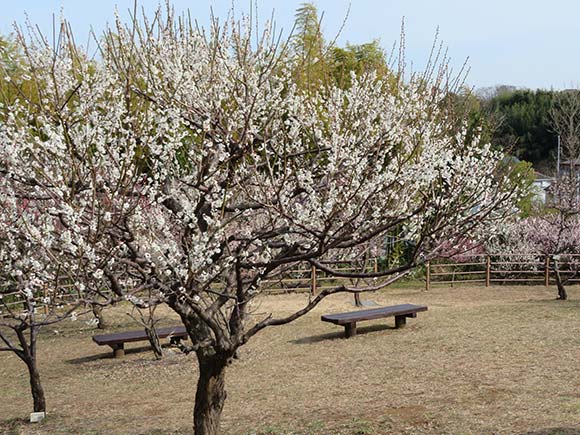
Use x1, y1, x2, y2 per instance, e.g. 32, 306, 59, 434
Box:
193, 352, 229, 435
553, 259, 569, 300
14, 324, 47, 414
25, 358, 46, 413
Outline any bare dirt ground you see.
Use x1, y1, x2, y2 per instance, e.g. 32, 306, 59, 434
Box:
1, 284, 579, 435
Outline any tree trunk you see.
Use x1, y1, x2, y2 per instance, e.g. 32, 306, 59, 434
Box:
92, 305, 108, 329
144, 325, 164, 359
553, 261, 568, 300
193, 353, 229, 435
25, 358, 46, 413
14, 322, 47, 414
555, 273, 568, 300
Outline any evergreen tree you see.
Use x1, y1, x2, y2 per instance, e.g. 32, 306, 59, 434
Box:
485, 89, 557, 167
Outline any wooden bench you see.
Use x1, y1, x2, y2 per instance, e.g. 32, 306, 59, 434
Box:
92, 325, 188, 358
321, 303, 428, 338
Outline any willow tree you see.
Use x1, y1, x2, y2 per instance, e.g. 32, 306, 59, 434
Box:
0, 6, 525, 435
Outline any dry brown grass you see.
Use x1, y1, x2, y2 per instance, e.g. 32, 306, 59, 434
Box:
1, 284, 579, 435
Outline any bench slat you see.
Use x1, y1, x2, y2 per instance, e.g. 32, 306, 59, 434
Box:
321, 304, 427, 325
92, 325, 187, 346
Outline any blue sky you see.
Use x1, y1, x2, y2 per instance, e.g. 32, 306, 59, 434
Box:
1, 0, 578, 90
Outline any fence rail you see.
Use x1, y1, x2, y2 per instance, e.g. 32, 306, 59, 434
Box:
261, 258, 380, 294
0, 259, 384, 317
4, 254, 573, 316
425, 254, 580, 289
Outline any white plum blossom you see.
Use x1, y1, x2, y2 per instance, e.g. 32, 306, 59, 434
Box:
93, 269, 104, 280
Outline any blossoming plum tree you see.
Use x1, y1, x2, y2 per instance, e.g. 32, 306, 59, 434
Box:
0, 8, 525, 434
0, 277, 82, 415
487, 177, 580, 300
0, 114, 91, 415
0, 169, 93, 415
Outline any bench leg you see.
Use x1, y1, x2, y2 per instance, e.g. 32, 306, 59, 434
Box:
344, 322, 357, 338
395, 315, 406, 328
111, 343, 125, 358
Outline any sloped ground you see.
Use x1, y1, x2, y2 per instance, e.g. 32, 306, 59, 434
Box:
1, 285, 579, 435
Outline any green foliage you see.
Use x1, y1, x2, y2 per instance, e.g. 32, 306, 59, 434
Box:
508, 159, 536, 217
444, 88, 495, 148
293, 3, 324, 56
330, 40, 388, 88
291, 3, 327, 89
0, 33, 46, 118
291, 3, 389, 90
485, 89, 557, 165
0, 34, 21, 104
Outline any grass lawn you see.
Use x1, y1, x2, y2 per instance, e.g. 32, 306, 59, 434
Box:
1, 284, 579, 435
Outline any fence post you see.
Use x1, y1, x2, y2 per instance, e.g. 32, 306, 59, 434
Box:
544, 256, 550, 287
311, 265, 317, 295
485, 255, 491, 287
425, 261, 430, 291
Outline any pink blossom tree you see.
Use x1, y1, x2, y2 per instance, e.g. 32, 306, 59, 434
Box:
0, 8, 525, 434
487, 177, 580, 300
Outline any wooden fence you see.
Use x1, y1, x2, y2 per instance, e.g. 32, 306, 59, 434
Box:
0, 259, 383, 316
5, 254, 574, 315
261, 258, 380, 295
0, 285, 81, 316
425, 254, 580, 290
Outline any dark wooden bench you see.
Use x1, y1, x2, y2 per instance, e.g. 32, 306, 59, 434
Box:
321, 303, 428, 338
92, 325, 188, 358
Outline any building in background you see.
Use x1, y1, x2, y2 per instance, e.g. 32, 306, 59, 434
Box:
532, 171, 554, 203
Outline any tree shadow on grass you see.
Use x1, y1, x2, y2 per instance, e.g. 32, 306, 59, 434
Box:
524, 428, 580, 435
291, 323, 395, 344
65, 344, 160, 364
